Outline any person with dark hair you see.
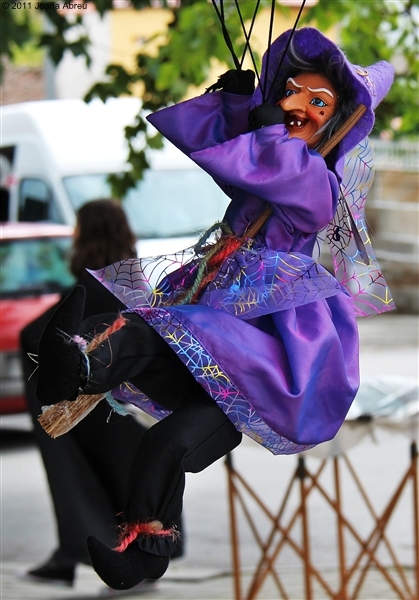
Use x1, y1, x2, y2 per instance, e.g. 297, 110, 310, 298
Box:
69, 199, 137, 279
35, 28, 394, 590
20, 199, 183, 589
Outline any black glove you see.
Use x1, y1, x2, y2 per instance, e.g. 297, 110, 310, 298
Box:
248, 103, 284, 131
205, 69, 255, 95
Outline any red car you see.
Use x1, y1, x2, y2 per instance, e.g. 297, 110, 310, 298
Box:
0, 223, 74, 414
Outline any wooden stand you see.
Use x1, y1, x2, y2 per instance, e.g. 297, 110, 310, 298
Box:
226, 441, 418, 599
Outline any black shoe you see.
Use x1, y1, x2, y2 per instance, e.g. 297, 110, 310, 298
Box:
87, 535, 169, 591
20, 555, 76, 587
36, 285, 87, 404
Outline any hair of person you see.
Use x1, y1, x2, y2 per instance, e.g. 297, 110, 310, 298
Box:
272, 38, 357, 151
70, 198, 137, 279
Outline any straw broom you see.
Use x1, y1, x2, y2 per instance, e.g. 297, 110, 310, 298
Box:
39, 105, 366, 439
38, 394, 105, 438
38, 315, 126, 438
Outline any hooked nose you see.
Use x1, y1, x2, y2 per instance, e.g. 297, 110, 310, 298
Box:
281, 93, 307, 113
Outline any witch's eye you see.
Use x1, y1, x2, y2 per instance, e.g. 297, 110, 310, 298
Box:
310, 97, 327, 108
284, 89, 297, 98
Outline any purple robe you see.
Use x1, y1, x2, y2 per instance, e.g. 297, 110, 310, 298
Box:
92, 91, 360, 455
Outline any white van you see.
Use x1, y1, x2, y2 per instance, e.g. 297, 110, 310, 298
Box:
0, 98, 229, 255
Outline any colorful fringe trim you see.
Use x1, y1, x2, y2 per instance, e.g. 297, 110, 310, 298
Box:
114, 520, 180, 553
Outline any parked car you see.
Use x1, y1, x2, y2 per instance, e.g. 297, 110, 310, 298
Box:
0, 222, 74, 414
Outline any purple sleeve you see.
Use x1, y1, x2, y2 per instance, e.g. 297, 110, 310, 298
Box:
191, 125, 339, 233
146, 91, 253, 157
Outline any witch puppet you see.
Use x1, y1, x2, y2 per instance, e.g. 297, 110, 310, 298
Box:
35, 27, 395, 589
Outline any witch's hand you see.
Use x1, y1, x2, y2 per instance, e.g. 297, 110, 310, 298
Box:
205, 69, 255, 95
248, 103, 284, 131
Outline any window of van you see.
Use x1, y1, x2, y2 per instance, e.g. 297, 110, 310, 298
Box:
63, 169, 229, 239
19, 179, 63, 223
1, 147, 15, 221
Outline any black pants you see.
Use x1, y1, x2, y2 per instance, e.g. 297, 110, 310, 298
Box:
82, 312, 242, 534
21, 311, 149, 563
21, 292, 191, 563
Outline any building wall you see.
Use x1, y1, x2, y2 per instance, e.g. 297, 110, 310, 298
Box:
367, 170, 418, 314
0, 60, 45, 105
53, 11, 112, 100
110, 7, 173, 71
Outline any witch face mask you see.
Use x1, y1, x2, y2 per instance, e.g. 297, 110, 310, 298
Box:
278, 72, 338, 147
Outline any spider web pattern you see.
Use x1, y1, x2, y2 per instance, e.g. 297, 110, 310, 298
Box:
88, 248, 198, 309
314, 138, 395, 316
199, 245, 343, 318
91, 246, 344, 319
111, 307, 315, 456
112, 381, 172, 421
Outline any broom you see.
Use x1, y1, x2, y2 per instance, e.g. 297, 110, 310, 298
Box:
38, 394, 105, 438
38, 315, 127, 438
39, 105, 366, 439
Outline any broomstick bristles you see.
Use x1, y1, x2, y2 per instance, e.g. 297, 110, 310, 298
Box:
38, 394, 105, 438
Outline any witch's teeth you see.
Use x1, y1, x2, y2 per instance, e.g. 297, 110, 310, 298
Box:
297, 120, 302, 127
290, 120, 295, 126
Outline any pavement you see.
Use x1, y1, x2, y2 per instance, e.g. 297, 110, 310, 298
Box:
1, 312, 418, 600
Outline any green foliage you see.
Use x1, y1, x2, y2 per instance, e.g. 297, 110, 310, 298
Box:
37, 6, 91, 66
0, 8, 44, 70
0, 8, 33, 78
0, 4, 90, 76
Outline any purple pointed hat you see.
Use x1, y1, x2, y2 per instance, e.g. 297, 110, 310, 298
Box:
253, 27, 394, 164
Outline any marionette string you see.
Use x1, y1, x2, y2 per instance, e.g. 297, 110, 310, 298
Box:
262, 0, 277, 101
265, 0, 307, 101
234, 0, 262, 89
211, 0, 241, 70
210, 0, 308, 101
